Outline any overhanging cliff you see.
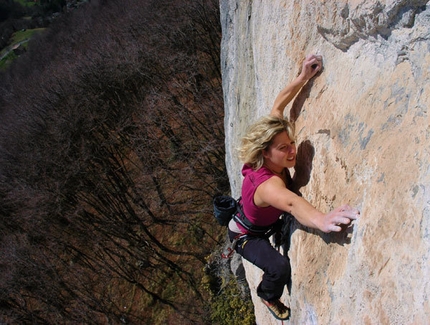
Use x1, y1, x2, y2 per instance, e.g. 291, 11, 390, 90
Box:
220, 1, 430, 324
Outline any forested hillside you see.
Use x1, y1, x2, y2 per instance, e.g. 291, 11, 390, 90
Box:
0, 0, 248, 323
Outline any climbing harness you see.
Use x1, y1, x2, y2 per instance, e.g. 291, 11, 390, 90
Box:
233, 199, 274, 236
215, 196, 293, 260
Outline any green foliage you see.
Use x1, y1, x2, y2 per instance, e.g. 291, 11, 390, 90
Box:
207, 276, 256, 325
0, 51, 17, 70
202, 250, 256, 325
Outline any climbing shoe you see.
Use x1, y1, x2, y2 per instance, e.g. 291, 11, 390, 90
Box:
261, 299, 290, 320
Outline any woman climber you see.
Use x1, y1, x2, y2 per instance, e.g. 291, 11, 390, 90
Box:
228, 54, 360, 320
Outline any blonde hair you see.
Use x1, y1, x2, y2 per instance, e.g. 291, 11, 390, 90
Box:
238, 116, 295, 170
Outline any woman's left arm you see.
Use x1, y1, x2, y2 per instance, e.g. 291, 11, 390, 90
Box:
255, 177, 360, 233
270, 54, 322, 118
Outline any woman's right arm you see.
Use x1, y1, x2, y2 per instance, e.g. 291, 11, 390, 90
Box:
270, 54, 322, 119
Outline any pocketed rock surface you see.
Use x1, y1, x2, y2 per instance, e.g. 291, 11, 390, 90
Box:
220, 1, 430, 324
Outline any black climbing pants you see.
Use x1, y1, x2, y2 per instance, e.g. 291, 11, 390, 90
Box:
229, 229, 291, 302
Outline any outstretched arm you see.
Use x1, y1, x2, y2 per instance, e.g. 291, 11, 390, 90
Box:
270, 54, 322, 119
255, 177, 360, 233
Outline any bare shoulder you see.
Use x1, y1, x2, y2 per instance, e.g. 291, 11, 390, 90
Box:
254, 176, 286, 207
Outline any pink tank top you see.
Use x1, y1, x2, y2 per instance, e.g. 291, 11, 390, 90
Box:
239, 164, 286, 231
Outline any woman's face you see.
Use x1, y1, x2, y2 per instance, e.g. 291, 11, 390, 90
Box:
263, 131, 296, 170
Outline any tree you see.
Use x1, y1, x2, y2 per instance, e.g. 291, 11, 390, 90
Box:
0, 0, 228, 323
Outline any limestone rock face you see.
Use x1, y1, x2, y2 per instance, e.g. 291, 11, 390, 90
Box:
220, 1, 430, 324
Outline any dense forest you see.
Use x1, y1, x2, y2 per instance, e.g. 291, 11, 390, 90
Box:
0, 0, 254, 324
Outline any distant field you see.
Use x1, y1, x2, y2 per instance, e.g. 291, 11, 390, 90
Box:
14, 0, 37, 7
11, 28, 46, 45
0, 28, 46, 70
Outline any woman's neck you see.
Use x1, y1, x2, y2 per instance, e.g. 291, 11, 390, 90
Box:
264, 164, 284, 176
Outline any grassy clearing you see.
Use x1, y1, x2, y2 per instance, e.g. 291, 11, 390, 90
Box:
11, 28, 46, 44
14, 0, 37, 7
0, 28, 46, 70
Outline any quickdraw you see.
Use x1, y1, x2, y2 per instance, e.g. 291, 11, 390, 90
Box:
221, 234, 248, 259
221, 236, 238, 258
